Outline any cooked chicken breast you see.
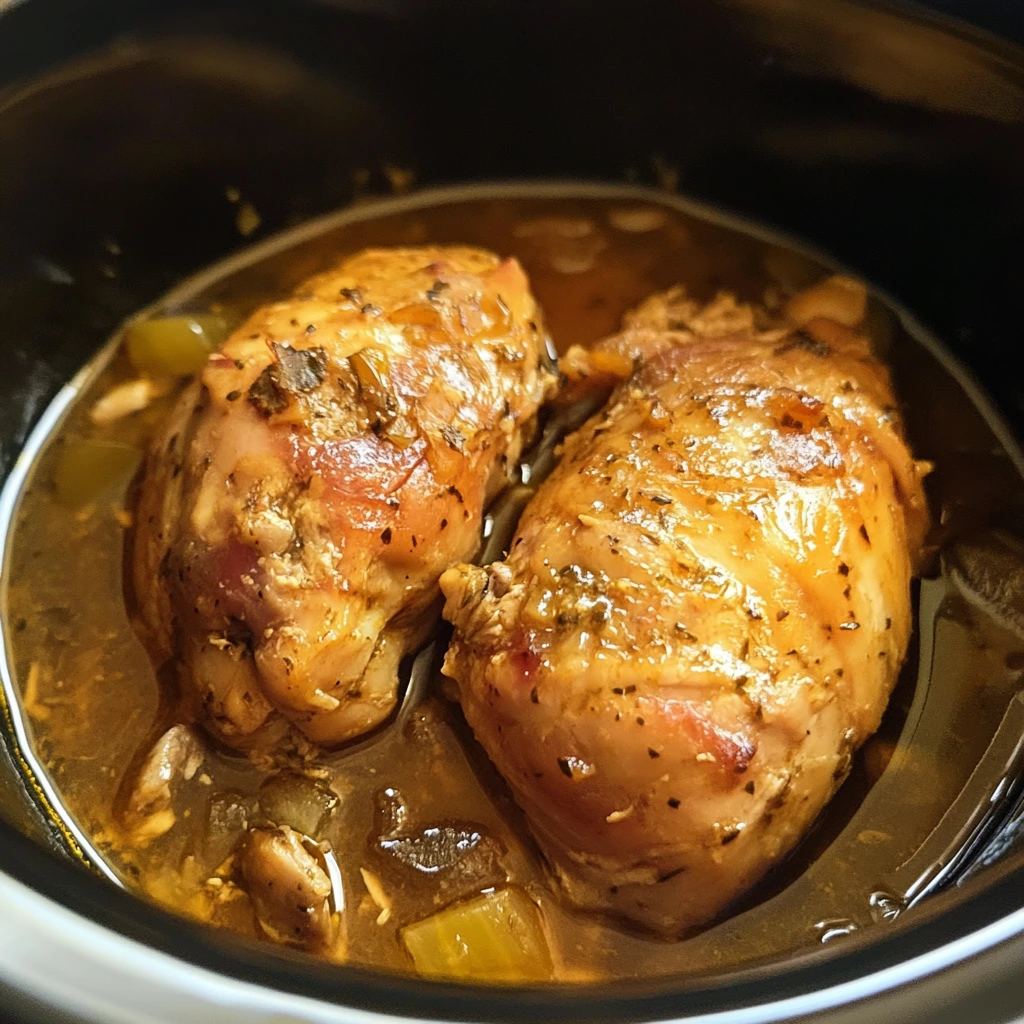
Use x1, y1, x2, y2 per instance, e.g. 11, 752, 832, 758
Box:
132, 247, 556, 748
440, 279, 930, 935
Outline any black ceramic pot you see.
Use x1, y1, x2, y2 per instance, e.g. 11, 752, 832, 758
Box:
2, 1, 1024, 1021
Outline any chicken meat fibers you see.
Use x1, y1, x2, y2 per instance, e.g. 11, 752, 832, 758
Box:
441, 278, 930, 934
132, 246, 557, 748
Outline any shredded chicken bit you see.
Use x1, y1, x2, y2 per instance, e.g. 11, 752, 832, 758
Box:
441, 281, 930, 935
132, 247, 557, 748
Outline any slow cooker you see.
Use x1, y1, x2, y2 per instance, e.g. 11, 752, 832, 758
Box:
3, 1, 1024, 1021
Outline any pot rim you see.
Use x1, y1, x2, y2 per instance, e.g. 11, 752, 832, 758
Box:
3, 819, 1024, 1024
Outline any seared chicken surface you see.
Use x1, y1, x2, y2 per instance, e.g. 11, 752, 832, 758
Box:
132, 247, 556, 747
441, 279, 930, 934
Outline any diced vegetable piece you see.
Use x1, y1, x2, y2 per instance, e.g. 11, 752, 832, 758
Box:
607, 206, 666, 233
202, 791, 252, 870
124, 724, 203, 824
784, 275, 867, 329
53, 440, 140, 506
124, 315, 227, 377
258, 772, 336, 838
90, 378, 167, 425
381, 825, 485, 874
400, 887, 553, 983
130, 808, 176, 844
241, 826, 337, 950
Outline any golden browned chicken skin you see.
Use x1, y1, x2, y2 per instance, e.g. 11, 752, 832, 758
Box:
132, 247, 556, 748
441, 278, 930, 935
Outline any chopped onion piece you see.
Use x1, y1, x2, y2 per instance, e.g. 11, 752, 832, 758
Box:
258, 772, 336, 838
90, 378, 167, 424
784, 275, 867, 329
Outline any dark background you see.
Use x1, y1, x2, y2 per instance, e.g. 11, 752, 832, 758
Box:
926, 0, 1023, 40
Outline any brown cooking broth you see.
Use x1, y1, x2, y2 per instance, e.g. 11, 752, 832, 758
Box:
4, 184, 1024, 981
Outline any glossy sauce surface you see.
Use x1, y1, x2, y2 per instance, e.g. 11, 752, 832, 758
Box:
4, 186, 1024, 981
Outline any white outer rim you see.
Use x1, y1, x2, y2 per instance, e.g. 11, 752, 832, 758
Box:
3, 869, 1024, 1024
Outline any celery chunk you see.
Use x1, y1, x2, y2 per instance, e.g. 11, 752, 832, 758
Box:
125, 315, 227, 377
400, 887, 553, 983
